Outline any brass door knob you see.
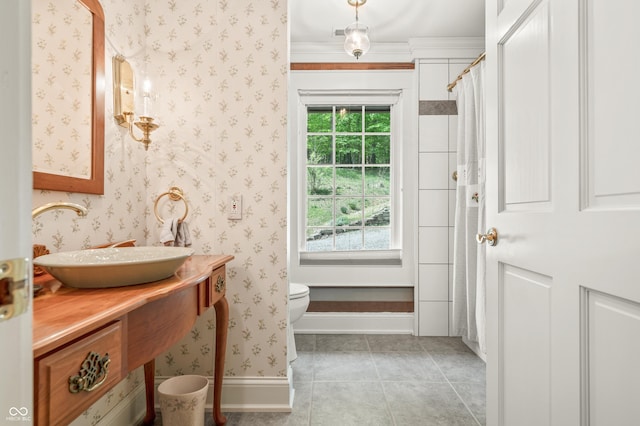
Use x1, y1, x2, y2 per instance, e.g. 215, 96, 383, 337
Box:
476, 227, 498, 246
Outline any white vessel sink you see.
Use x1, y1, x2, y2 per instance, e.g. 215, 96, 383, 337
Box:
34, 247, 194, 288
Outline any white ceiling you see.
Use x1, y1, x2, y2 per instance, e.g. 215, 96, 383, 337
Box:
290, 0, 485, 44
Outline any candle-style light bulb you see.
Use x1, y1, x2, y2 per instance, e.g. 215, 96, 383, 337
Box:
142, 78, 152, 116
143, 78, 152, 94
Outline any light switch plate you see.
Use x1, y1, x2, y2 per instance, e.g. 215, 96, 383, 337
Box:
228, 195, 242, 220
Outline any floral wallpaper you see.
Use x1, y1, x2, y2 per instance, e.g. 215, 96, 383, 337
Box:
144, 0, 289, 379
32, 0, 148, 253
32, 0, 93, 179
32, 0, 288, 423
33, 0, 148, 424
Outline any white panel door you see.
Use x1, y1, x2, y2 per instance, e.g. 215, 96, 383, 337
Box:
485, 0, 640, 424
0, 0, 33, 422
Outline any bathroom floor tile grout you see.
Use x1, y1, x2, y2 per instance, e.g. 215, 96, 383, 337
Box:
369, 340, 398, 426
426, 349, 484, 426
314, 335, 483, 426
160, 335, 485, 425
306, 380, 315, 426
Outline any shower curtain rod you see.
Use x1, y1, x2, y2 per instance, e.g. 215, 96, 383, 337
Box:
446, 52, 486, 92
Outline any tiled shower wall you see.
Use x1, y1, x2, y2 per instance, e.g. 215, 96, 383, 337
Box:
417, 59, 471, 336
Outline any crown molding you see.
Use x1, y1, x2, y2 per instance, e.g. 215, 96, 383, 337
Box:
290, 42, 412, 63
408, 37, 485, 59
290, 37, 485, 63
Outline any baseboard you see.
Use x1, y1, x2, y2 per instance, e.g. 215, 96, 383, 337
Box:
154, 375, 292, 413
288, 365, 295, 408
83, 374, 291, 425
293, 312, 415, 334
85, 382, 146, 426
220, 376, 292, 412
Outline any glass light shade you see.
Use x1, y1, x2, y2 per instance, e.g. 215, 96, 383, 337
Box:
135, 74, 158, 118
344, 21, 370, 59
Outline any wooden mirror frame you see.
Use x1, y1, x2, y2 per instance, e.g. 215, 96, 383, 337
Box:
33, 0, 105, 195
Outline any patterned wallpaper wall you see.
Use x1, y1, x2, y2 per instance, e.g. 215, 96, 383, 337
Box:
32, 0, 288, 423
33, 0, 147, 424
32, 0, 93, 179
144, 0, 289, 379
32, 0, 147, 253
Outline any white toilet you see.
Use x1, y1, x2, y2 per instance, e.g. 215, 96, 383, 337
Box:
288, 283, 310, 363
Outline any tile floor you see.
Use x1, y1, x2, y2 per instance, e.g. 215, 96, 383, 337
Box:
159, 334, 486, 426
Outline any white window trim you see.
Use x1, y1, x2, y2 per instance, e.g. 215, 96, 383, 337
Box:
297, 90, 403, 263
299, 249, 403, 265
288, 69, 416, 288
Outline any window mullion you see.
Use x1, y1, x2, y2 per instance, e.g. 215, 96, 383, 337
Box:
332, 105, 337, 251
360, 105, 365, 249
304, 102, 393, 254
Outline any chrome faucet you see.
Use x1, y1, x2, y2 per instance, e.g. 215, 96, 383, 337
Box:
31, 202, 88, 219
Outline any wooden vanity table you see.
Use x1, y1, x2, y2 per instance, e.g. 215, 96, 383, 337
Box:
33, 254, 234, 426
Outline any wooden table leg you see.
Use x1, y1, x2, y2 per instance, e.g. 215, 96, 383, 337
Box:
142, 359, 156, 425
213, 296, 229, 425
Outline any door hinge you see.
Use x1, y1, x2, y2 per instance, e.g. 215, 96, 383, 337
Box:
0, 258, 29, 322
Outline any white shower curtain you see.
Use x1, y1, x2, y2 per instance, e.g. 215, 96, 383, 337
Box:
452, 62, 486, 355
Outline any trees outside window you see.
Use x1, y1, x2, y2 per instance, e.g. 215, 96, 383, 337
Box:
305, 105, 392, 252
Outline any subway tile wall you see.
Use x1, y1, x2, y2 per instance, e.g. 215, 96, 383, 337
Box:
417, 60, 471, 336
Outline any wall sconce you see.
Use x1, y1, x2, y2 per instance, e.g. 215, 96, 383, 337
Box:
112, 55, 159, 151
344, 0, 370, 60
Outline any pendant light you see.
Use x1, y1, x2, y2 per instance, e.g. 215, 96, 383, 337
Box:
344, 0, 370, 60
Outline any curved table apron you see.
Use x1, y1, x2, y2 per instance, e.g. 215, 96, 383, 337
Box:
33, 254, 234, 426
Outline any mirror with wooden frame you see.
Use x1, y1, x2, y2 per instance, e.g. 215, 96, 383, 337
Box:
32, 0, 105, 195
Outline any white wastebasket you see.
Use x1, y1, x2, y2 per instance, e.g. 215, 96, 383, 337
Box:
157, 375, 209, 426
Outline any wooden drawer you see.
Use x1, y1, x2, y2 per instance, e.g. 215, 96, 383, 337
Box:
209, 265, 226, 305
35, 321, 124, 426
198, 265, 226, 313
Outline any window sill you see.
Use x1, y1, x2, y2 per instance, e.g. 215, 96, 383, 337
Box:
299, 250, 402, 266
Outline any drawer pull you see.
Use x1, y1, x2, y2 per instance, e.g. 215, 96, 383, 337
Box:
215, 275, 225, 293
68, 351, 111, 393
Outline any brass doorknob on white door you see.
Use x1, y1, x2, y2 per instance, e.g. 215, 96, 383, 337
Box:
476, 228, 498, 246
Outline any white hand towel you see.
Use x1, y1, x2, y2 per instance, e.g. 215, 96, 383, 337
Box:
159, 218, 178, 245
175, 221, 192, 247
170, 218, 179, 239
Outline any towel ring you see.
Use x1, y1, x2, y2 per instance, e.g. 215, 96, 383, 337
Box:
154, 186, 188, 224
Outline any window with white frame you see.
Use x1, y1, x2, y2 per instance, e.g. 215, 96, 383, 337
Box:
301, 100, 401, 258
291, 74, 413, 284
